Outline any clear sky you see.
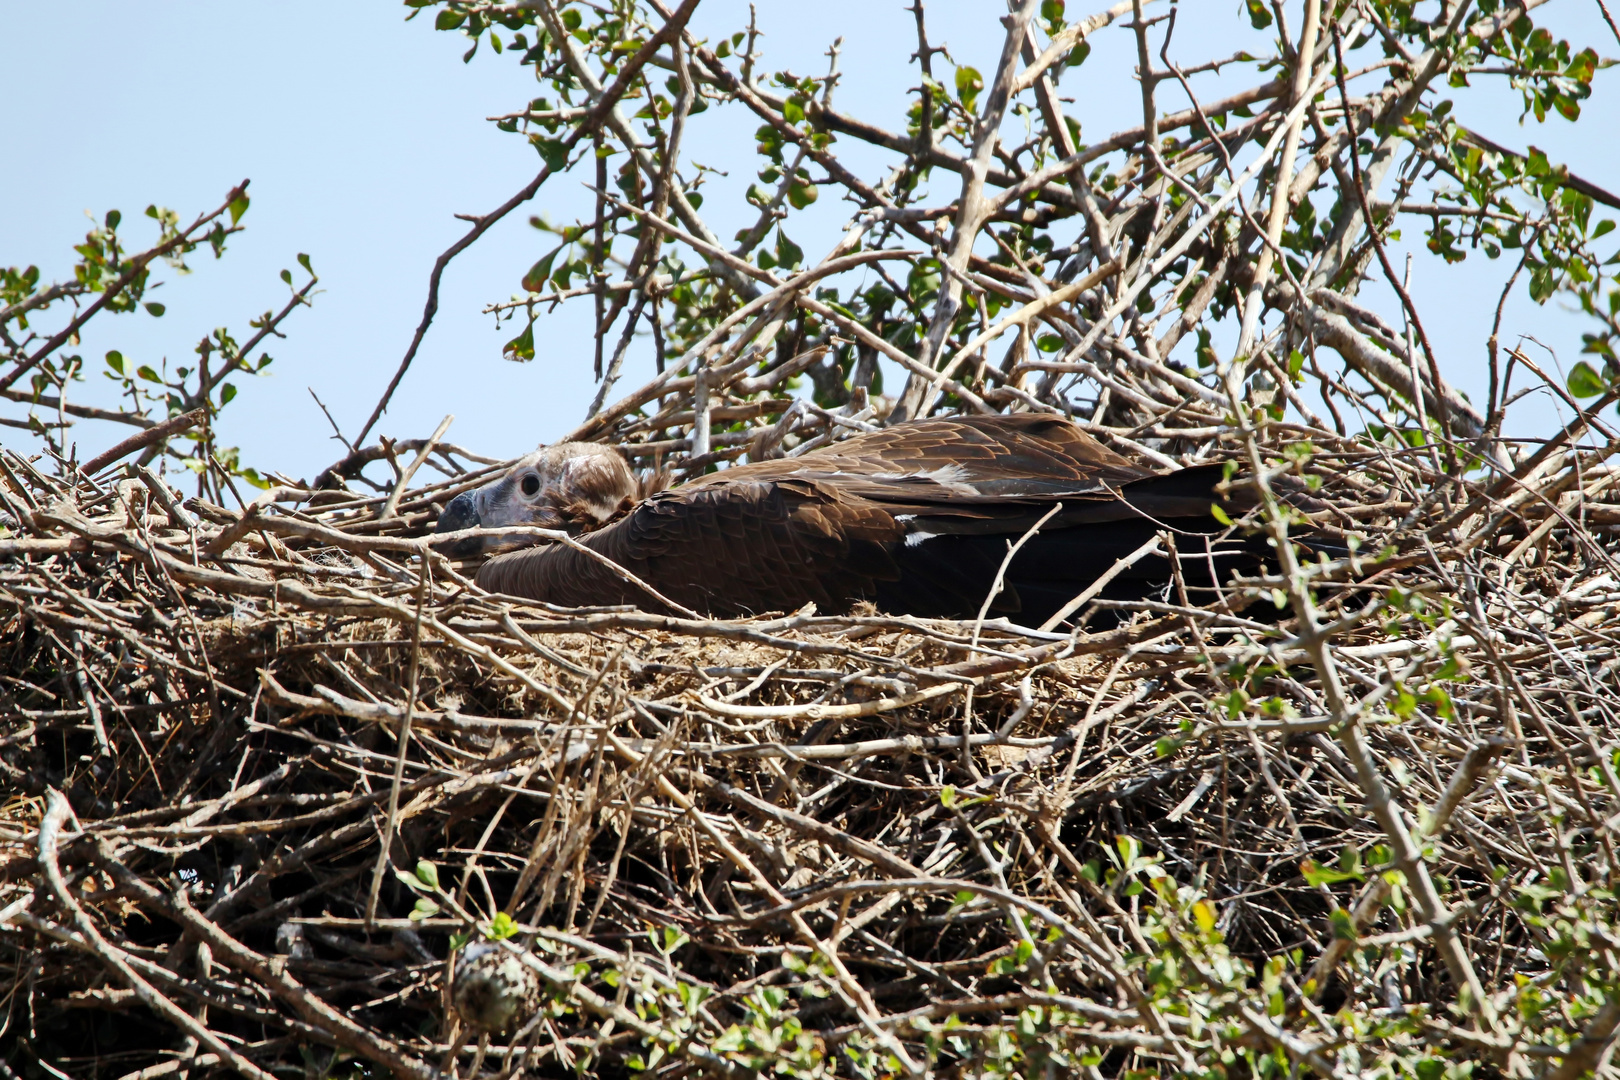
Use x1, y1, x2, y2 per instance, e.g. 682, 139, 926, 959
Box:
3, 1, 1615, 482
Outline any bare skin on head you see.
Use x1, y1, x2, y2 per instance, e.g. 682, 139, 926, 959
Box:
434, 442, 642, 556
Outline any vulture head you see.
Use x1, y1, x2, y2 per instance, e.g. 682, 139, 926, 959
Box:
435, 442, 637, 557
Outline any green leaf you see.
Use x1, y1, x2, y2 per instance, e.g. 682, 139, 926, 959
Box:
521, 250, 558, 293
228, 193, 250, 224
533, 136, 568, 172
1210, 502, 1234, 526
487, 911, 518, 940
1568, 360, 1607, 397
409, 897, 440, 921
955, 66, 984, 113
435, 9, 466, 30
105, 209, 121, 230
219, 383, 236, 405
297, 253, 313, 275
414, 859, 440, 890
1529, 265, 1556, 303
504, 320, 536, 362
1414, 1059, 1448, 1080
105, 350, 125, 375
144, 302, 165, 317
136, 365, 161, 383
1422, 685, 1455, 720
775, 230, 804, 270
786, 179, 818, 210
1302, 859, 1365, 887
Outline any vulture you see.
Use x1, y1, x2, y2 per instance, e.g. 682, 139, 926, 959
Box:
435, 413, 1274, 627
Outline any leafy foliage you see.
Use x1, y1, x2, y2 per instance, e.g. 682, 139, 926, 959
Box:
1, 184, 317, 496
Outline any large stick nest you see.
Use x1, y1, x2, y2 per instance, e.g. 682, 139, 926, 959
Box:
4, 401, 1620, 1078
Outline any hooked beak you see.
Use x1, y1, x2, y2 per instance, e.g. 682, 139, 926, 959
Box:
434, 491, 489, 558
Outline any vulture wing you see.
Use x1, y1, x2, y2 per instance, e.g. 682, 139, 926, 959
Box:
474, 414, 1262, 622
473, 474, 904, 616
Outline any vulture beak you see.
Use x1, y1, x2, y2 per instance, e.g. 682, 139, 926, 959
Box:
434, 490, 489, 558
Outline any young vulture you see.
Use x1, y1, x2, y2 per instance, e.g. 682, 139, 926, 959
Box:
434, 414, 1268, 626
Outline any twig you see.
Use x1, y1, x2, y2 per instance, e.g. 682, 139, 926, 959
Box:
81, 409, 207, 477
379, 414, 453, 520
367, 561, 429, 927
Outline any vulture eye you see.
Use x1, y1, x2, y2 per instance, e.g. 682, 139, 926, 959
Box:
519, 474, 541, 497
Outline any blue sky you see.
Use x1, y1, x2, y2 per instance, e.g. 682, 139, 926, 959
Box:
3, 1, 1615, 482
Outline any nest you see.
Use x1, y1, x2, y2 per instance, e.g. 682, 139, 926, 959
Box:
3, 403, 1620, 1079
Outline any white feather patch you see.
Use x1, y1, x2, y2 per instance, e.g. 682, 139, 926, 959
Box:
865, 464, 977, 493
917, 464, 971, 485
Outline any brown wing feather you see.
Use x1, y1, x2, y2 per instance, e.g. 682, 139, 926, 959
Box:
476, 478, 903, 617
698, 413, 1149, 498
